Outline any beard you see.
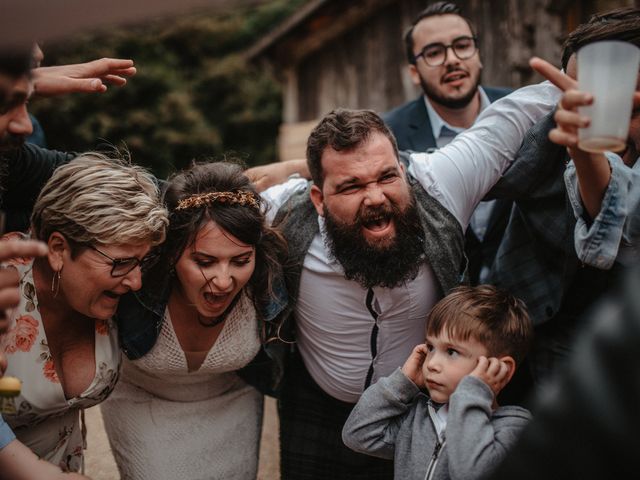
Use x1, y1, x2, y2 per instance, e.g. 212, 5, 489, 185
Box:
420, 65, 482, 110
323, 198, 424, 289
0, 135, 19, 195
0, 133, 25, 152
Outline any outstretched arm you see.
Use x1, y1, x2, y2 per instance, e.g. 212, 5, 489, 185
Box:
408, 59, 563, 228
33, 58, 136, 96
245, 159, 310, 192
0, 438, 91, 480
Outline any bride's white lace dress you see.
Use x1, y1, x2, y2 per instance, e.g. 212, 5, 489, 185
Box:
101, 292, 263, 480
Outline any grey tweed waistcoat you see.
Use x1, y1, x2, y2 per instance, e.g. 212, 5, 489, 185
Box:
273, 172, 466, 313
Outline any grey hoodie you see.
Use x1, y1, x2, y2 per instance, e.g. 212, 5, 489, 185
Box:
342, 368, 531, 480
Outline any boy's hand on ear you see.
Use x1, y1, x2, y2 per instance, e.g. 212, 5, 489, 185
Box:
470, 356, 511, 397
401, 344, 428, 389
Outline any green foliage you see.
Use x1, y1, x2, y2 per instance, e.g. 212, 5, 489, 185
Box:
31, 0, 306, 178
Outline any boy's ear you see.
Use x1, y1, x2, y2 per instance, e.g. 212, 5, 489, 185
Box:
499, 356, 517, 385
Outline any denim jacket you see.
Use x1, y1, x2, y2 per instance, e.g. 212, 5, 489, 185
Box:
116, 272, 289, 397
566, 153, 640, 269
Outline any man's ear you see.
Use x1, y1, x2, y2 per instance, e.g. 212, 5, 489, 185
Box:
310, 184, 325, 217
499, 356, 517, 385
47, 232, 68, 272
398, 159, 406, 175
408, 64, 421, 87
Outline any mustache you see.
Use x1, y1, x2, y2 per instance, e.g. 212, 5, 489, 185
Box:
356, 204, 396, 224
440, 66, 469, 81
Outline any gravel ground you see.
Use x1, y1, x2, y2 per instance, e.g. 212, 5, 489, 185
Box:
84, 396, 280, 480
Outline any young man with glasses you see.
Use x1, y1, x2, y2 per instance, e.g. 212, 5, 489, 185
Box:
384, 1, 512, 284
385, 1, 510, 150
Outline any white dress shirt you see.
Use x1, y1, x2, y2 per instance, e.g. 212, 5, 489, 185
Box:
262, 81, 560, 403
426, 86, 500, 281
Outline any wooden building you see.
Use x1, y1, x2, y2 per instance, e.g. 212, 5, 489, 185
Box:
246, 0, 635, 160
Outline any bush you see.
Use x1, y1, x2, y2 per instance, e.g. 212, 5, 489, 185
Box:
31, 0, 305, 178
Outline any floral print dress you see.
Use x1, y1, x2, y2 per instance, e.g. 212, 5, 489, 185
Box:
0, 260, 120, 472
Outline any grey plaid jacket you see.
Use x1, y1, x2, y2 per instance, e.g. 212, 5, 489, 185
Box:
487, 111, 580, 326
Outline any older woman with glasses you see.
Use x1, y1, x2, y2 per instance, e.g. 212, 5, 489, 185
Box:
0, 153, 168, 472
101, 161, 288, 480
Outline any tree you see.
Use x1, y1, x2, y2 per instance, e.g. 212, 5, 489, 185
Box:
31, 0, 305, 178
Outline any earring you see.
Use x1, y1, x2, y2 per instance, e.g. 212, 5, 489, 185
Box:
51, 269, 62, 298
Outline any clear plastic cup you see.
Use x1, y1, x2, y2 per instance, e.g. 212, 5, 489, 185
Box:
577, 41, 640, 153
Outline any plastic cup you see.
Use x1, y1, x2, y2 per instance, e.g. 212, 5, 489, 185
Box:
577, 41, 640, 153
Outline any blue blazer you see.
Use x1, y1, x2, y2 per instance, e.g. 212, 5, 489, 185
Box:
383, 86, 512, 152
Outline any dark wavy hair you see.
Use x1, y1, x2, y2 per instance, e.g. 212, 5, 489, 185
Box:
306, 108, 399, 187
561, 7, 640, 70
0, 44, 33, 79
147, 161, 287, 320
404, 1, 476, 65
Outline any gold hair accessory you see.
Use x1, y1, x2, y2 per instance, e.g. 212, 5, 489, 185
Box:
175, 191, 260, 211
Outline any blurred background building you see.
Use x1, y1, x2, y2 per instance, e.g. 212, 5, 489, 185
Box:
24, 0, 637, 174
247, 0, 637, 160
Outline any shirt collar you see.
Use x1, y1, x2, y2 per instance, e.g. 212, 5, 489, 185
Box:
423, 86, 490, 141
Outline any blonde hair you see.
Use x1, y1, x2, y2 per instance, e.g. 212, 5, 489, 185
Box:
31, 152, 168, 248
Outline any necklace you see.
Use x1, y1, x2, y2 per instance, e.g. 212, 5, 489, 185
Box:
197, 313, 225, 328
196, 293, 242, 328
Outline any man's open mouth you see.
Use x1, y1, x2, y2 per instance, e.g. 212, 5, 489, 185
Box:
362, 215, 392, 232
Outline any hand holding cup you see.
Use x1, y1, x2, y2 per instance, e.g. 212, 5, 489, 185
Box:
576, 41, 640, 153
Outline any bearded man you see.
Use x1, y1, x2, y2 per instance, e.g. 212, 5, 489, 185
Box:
262, 81, 559, 479
383, 1, 512, 284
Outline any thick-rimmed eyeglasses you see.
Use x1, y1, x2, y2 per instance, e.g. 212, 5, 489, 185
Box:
88, 245, 152, 277
414, 36, 478, 67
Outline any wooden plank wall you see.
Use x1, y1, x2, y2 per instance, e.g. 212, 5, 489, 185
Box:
277, 0, 634, 160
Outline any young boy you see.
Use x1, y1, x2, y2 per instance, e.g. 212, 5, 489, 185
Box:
342, 285, 533, 480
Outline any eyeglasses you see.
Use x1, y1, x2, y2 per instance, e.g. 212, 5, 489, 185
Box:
414, 36, 478, 67
88, 245, 153, 277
